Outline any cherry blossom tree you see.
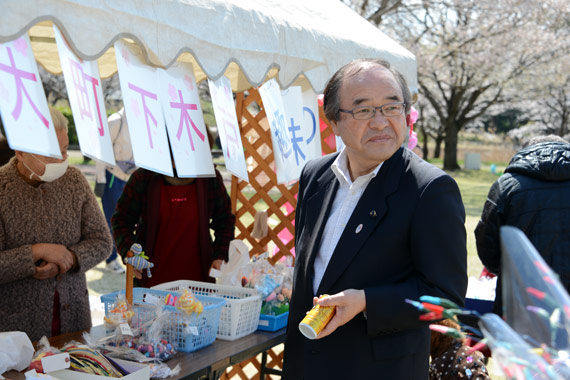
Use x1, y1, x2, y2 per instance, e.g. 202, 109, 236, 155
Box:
342, 0, 405, 25
348, 0, 569, 169
526, 64, 569, 139
409, 0, 567, 169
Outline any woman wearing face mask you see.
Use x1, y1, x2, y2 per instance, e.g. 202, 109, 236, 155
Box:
0, 107, 112, 342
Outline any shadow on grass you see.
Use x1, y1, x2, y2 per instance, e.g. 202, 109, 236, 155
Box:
86, 262, 125, 297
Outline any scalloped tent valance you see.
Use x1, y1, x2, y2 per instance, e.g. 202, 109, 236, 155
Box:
0, 0, 417, 94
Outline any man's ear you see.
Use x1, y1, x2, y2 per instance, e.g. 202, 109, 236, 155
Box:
14, 150, 24, 160
330, 120, 341, 137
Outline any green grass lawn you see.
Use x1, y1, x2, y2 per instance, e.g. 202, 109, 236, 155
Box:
447, 168, 500, 278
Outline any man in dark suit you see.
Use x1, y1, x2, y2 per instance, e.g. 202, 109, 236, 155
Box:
282, 59, 468, 379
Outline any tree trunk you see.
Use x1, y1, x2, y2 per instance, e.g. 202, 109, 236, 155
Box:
419, 123, 429, 158
559, 115, 568, 137
434, 137, 443, 158
422, 133, 429, 159
443, 123, 460, 171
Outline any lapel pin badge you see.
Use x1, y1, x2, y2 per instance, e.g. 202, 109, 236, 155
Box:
355, 224, 363, 234
370, 210, 377, 217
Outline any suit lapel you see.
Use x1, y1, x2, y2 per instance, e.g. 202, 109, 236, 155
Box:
301, 167, 339, 294
316, 148, 405, 296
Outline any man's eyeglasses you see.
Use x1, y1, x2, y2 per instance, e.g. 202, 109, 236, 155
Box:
339, 102, 406, 120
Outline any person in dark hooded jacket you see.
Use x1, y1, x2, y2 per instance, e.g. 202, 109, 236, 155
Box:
475, 135, 570, 315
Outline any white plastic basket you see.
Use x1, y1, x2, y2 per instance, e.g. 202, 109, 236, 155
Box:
152, 280, 262, 341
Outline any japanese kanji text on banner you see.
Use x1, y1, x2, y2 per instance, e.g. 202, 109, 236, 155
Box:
53, 26, 115, 166
158, 62, 215, 177
259, 79, 298, 184
281, 86, 322, 180
0, 34, 60, 158
208, 76, 248, 182
114, 40, 173, 177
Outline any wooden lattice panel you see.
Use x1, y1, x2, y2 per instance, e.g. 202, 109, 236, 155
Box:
220, 346, 284, 380
319, 106, 336, 155
231, 88, 298, 265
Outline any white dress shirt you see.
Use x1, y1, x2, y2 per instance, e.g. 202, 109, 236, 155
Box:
312, 149, 383, 294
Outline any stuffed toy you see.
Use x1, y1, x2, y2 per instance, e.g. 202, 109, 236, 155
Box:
429, 318, 491, 380
124, 246, 154, 278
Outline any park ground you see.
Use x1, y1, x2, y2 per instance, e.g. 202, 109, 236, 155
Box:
74, 136, 516, 379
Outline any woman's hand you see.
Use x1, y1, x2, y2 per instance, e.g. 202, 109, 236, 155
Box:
32, 243, 74, 274
33, 261, 59, 280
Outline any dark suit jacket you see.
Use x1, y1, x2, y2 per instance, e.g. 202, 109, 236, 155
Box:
283, 148, 468, 379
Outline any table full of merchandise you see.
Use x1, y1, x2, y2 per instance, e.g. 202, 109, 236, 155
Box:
4, 325, 286, 380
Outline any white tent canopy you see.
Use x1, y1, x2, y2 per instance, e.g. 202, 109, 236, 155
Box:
0, 0, 417, 94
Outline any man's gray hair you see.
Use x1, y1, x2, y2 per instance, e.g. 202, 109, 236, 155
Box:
323, 58, 412, 122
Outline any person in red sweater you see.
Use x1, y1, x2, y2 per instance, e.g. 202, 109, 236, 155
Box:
111, 133, 235, 287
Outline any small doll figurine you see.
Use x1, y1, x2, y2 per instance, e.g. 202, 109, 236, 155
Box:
124, 243, 154, 277
104, 295, 135, 328
176, 289, 203, 315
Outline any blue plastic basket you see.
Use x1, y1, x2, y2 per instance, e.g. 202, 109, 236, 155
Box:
152, 280, 261, 341
101, 288, 225, 352
257, 312, 288, 331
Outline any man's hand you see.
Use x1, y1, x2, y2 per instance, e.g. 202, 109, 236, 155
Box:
33, 261, 59, 280
211, 259, 223, 270
314, 289, 366, 339
32, 243, 74, 274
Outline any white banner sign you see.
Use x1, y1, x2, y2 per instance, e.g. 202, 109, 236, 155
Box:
158, 63, 214, 177
301, 88, 322, 159
0, 34, 60, 158
54, 26, 115, 166
259, 79, 298, 184
114, 40, 172, 176
208, 76, 248, 182
281, 87, 322, 178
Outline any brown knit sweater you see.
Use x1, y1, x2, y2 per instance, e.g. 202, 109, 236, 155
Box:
0, 158, 112, 342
